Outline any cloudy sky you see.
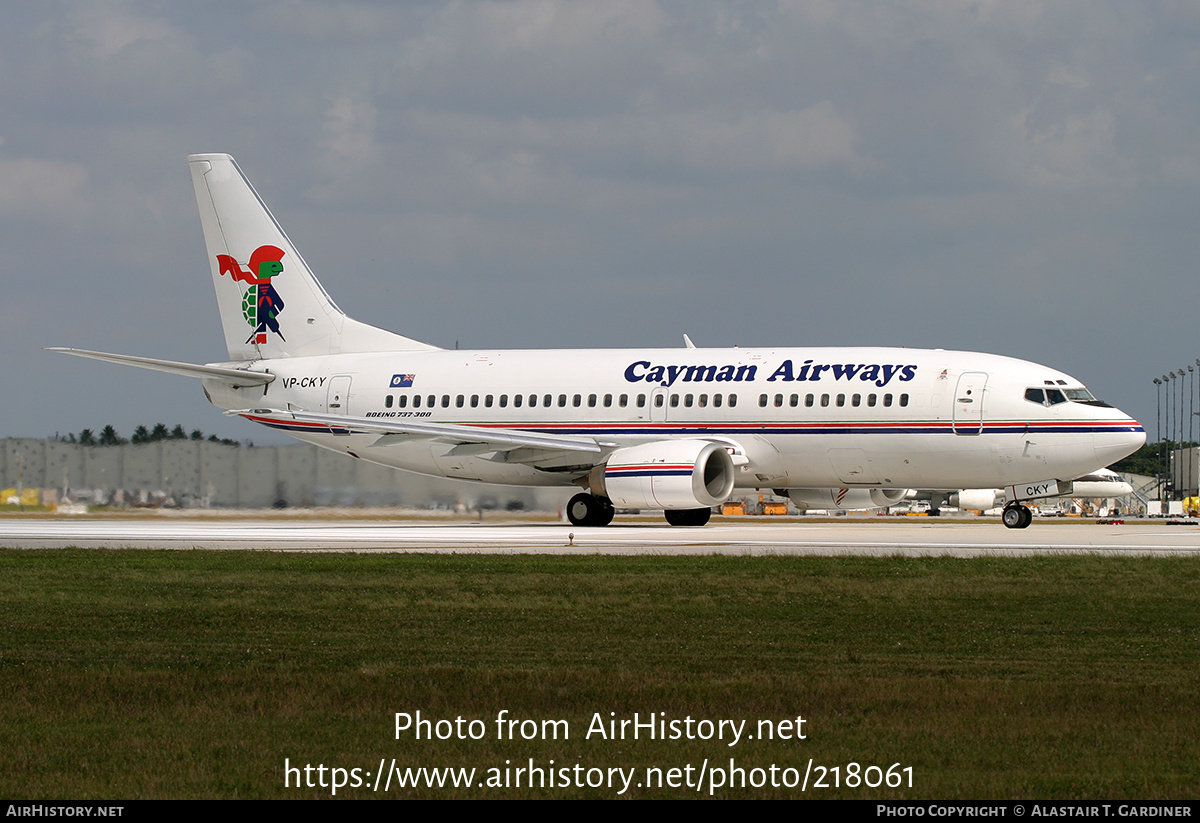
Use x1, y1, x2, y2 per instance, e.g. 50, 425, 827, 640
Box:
5, 1, 1199, 444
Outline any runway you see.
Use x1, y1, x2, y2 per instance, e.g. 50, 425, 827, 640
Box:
2, 515, 1199, 555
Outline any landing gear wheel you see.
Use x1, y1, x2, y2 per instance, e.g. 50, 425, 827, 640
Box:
1002, 504, 1033, 529
595, 499, 615, 526
567, 493, 614, 527
664, 507, 712, 527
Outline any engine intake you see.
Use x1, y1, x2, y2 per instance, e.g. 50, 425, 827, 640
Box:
595, 439, 736, 510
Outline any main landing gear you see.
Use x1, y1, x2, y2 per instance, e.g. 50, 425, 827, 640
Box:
566, 493, 615, 527
664, 508, 711, 527
1001, 503, 1033, 529
565, 493, 713, 527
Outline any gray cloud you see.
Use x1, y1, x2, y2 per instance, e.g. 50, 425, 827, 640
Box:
3, 1, 1196, 444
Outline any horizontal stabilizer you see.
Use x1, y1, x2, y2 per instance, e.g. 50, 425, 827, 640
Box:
230, 408, 608, 453
47, 348, 275, 387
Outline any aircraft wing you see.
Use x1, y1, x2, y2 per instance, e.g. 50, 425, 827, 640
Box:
231, 408, 612, 454
47, 348, 275, 387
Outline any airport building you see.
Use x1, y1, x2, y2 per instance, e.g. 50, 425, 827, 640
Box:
0, 437, 568, 512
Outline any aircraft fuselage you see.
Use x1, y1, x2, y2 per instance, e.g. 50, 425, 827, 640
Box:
204, 345, 1144, 492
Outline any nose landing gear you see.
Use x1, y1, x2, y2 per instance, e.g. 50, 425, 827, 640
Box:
1002, 503, 1033, 529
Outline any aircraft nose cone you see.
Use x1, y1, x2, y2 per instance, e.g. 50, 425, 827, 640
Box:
1094, 420, 1146, 467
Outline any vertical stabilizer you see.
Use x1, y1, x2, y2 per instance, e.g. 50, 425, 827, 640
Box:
189, 153, 438, 360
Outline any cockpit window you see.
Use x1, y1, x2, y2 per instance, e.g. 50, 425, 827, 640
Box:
1029, 384, 1110, 407
1025, 387, 1069, 406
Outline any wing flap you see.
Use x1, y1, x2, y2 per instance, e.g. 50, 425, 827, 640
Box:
231, 408, 605, 454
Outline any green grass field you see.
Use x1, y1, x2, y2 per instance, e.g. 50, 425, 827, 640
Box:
1, 550, 1197, 798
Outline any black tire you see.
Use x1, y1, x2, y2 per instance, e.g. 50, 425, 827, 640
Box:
664, 507, 712, 527
1018, 505, 1033, 529
596, 499, 615, 526
1002, 506, 1023, 529
567, 493, 614, 527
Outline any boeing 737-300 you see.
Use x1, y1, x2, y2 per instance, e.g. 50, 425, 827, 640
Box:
51, 154, 1145, 529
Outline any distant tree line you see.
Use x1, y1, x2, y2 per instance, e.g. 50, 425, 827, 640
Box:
57, 425, 246, 447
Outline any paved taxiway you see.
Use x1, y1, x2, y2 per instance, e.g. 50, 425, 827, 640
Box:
1, 516, 1198, 555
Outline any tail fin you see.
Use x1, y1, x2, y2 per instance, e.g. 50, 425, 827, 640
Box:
189, 153, 438, 361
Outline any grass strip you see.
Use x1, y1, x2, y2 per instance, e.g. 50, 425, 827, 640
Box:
0, 551, 1197, 798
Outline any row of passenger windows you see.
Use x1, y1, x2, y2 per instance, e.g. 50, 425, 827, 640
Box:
381, 391, 909, 410
383, 392, 740, 409
760, 392, 909, 408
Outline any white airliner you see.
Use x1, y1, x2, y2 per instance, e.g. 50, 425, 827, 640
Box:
51, 154, 1145, 529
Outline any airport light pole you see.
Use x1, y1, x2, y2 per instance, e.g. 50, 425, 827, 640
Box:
1166, 373, 1175, 502
1154, 377, 1164, 502
1180, 368, 1188, 497
1190, 365, 1196, 497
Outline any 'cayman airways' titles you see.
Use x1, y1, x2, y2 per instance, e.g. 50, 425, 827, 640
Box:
624, 359, 917, 388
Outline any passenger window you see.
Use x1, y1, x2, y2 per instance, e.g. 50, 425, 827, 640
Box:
514, 394, 522, 408
836, 394, 845, 407
398, 395, 407, 408
470, 395, 478, 408
713, 394, 722, 408
588, 394, 597, 408
656, 394, 666, 408
789, 394, 799, 407
883, 394, 893, 407
805, 394, 815, 407
821, 394, 830, 407
728, 394, 737, 408
774, 394, 783, 407
385, 395, 393, 408
603, 394, 612, 407
456, 395, 464, 408
852, 394, 861, 407
684, 394, 694, 408
499, 395, 508, 408
413, 395, 422, 408
485, 395, 494, 408
637, 394, 646, 408
543, 394, 552, 407
572, 394, 581, 407
868, 394, 877, 407
558, 395, 567, 407
698, 394, 708, 407
442, 395, 451, 408
619, 394, 628, 408
759, 394, 768, 407
670, 394, 679, 408
899, 394, 909, 407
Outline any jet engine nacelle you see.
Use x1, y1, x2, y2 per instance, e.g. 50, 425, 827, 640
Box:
595, 439, 736, 510
782, 487, 908, 510
949, 489, 1001, 511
